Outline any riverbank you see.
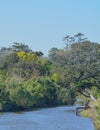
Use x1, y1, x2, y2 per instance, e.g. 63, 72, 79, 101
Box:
81, 99, 100, 130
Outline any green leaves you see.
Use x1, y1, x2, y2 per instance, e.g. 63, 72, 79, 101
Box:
0, 38, 100, 111
49, 39, 100, 98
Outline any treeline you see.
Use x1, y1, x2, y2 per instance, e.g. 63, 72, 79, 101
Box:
0, 33, 100, 112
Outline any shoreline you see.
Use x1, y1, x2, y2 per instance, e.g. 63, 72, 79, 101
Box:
80, 100, 100, 130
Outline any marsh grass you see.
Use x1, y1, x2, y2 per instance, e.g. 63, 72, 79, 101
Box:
81, 100, 100, 130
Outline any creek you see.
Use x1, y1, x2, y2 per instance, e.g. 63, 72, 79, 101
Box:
0, 106, 94, 130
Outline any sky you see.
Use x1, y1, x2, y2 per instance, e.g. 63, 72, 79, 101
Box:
0, 0, 100, 55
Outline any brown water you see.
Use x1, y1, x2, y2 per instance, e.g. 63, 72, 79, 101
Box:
0, 106, 94, 130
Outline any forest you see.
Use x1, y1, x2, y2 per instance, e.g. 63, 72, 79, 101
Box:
0, 33, 100, 113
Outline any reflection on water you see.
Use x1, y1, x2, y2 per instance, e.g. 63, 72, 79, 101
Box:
0, 106, 94, 130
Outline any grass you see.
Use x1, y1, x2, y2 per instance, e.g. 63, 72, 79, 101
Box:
81, 99, 100, 130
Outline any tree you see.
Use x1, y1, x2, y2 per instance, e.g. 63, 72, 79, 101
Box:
49, 47, 59, 60
50, 39, 100, 98
12, 42, 32, 52
74, 33, 87, 43
63, 33, 87, 49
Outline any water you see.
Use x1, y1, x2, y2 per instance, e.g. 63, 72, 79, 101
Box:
0, 106, 94, 130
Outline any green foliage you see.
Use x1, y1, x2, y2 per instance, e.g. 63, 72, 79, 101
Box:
91, 87, 100, 99
0, 36, 100, 112
17, 51, 38, 63
52, 73, 59, 83
49, 41, 100, 94
12, 42, 32, 52
97, 103, 100, 116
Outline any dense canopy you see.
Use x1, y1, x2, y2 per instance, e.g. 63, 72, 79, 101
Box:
0, 34, 100, 112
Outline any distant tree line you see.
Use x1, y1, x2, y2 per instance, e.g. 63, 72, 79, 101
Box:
0, 33, 100, 111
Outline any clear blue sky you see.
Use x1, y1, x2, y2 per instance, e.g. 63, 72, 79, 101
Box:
0, 0, 100, 55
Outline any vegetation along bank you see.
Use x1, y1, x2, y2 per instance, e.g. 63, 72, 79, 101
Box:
0, 33, 100, 128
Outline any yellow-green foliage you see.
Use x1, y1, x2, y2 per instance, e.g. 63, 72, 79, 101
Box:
97, 103, 100, 120
52, 73, 59, 83
95, 102, 100, 130
17, 51, 38, 62
81, 100, 100, 130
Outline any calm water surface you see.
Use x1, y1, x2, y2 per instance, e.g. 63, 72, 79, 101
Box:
0, 106, 94, 130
